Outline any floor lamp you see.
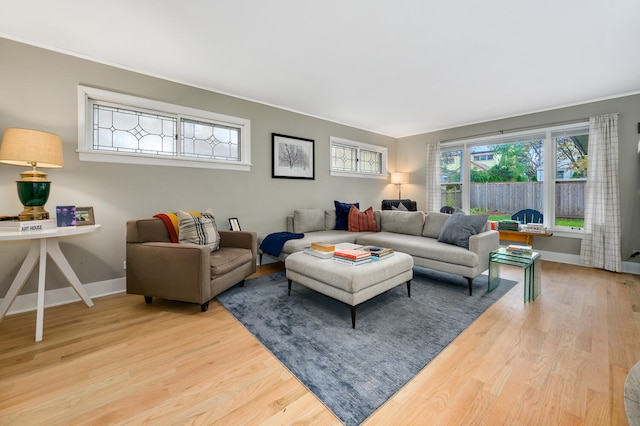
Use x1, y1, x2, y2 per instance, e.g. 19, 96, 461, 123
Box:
390, 172, 410, 199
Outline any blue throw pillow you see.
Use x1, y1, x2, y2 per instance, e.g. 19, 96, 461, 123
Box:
334, 200, 359, 230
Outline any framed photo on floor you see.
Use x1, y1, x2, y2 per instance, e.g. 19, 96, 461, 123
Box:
74, 206, 95, 226
272, 133, 315, 180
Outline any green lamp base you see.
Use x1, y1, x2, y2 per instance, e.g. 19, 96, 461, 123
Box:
16, 179, 51, 221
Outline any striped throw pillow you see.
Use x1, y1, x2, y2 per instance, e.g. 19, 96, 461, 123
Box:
348, 205, 378, 232
177, 209, 220, 252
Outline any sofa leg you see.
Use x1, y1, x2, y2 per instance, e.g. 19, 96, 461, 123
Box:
144, 296, 152, 304
259, 253, 263, 265
200, 301, 209, 312
350, 306, 357, 329
466, 277, 473, 296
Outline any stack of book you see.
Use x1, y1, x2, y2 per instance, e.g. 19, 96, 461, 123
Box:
0, 218, 57, 232
498, 220, 520, 231
333, 248, 372, 266
524, 223, 546, 233
361, 245, 394, 260
304, 242, 336, 259
506, 244, 532, 254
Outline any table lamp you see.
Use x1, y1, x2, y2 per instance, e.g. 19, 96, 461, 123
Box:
0, 128, 64, 221
390, 172, 410, 199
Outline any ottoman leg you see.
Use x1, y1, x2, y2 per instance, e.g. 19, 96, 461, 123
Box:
407, 280, 411, 297
350, 306, 357, 329
288, 279, 292, 296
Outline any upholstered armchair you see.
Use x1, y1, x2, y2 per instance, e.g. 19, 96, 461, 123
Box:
126, 217, 257, 312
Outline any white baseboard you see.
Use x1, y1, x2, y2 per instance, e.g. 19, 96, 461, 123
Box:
524, 249, 640, 275
2, 277, 126, 316
4, 249, 636, 317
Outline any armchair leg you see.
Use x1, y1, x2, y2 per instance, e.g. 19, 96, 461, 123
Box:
238, 280, 245, 287
144, 296, 152, 304
200, 301, 209, 312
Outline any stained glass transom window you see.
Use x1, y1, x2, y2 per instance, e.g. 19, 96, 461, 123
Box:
329, 136, 387, 178
93, 105, 177, 156
181, 119, 241, 161
331, 144, 358, 172
78, 85, 252, 171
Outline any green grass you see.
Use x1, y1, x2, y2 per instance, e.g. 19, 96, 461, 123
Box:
482, 213, 584, 229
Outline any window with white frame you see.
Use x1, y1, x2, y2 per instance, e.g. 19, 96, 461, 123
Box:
440, 122, 589, 233
77, 85, 251, 171
329, 136, 387, 178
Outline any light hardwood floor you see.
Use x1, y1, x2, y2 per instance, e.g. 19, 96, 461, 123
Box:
0, 261, 638, 425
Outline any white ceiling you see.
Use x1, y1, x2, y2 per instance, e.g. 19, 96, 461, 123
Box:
2, 1, 640, 138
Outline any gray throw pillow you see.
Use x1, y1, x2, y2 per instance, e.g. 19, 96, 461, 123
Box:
437, 210, 488, 249
392, 203, 409, 211
293, 209, 325, 233
422, 211, 451, 238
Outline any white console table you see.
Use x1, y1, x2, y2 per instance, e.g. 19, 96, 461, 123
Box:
0, 224, 101, 341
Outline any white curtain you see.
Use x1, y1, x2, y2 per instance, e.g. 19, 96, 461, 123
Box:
580, 113, 621, 272
425, 141, 441, 212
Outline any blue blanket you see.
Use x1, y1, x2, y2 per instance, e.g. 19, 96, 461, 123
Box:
259, 232, 304, 257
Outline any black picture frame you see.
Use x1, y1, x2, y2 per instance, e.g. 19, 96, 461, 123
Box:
272, 133, 315, 180
229, 217, 241, 231
56, 205, 76, 227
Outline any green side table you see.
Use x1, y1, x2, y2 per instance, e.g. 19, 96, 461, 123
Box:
489, 248, 541, 302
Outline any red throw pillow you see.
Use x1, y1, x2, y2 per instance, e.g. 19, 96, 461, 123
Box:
348, 205, 378, 232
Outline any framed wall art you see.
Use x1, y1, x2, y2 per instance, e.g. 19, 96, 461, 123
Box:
272, 133, 315, 180
74, 206, 95, 226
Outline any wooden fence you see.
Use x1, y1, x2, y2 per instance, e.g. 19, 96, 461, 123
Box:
442, 181, 585, 218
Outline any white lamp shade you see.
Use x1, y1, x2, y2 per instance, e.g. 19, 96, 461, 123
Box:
0, 128, 63, 168
390, 172, 410, 184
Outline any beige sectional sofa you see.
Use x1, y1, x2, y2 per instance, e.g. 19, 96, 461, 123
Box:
258, 208, 499, 295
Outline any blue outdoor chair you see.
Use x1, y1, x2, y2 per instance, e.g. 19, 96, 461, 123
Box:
511, 209, 543, 224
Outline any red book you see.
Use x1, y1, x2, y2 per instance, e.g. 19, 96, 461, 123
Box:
333, 249, 371, 260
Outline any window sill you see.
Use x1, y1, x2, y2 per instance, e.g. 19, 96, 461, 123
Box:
78, 150, 251, 171
548, 229, 583, 239
330, 170, 387, 179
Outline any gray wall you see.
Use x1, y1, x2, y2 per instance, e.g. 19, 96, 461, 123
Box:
2, 36, 638, 300
398, 94, 640, 260
0, 38, 399, 295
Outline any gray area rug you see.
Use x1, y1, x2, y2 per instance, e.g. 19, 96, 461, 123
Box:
217, 266, 516, 425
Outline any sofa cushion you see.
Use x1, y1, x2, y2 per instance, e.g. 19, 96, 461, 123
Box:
210, 247, 253, 277
280, 230, 364, 255
357, 232, 479, 268
293, 209, 325, 233
335, 200, 359, 230
422, 211, 451, 238
325, 209, 337, 230
348, 205, 378, 232
177, 209, 220, 252
438, 210, 488, 249
379, 210, 425, 236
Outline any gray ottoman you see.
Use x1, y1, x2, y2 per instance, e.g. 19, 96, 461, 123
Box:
285, 251, 414, 328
